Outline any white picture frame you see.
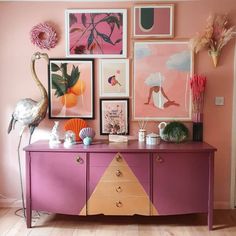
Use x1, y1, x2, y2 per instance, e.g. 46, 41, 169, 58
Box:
65, 9, 127, 58
99, 59, 129, 97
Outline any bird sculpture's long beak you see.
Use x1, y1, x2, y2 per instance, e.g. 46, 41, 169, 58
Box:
41, 53, 49, 63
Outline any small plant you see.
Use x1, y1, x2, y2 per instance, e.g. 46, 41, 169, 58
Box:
163, 121, 189, 143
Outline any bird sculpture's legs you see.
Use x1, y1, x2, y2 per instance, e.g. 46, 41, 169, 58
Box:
28, 125, 36, 144
17, 126, 26, 218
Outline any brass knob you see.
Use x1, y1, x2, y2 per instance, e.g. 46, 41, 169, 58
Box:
116, 201, 122, 208
116, 170, 122, 177
116, 186, 122, 192
156, 155, 163, 163
76, 156, 84, 164
116, 154, 122, 162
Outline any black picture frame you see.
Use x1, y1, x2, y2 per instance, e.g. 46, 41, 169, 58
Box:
100, 98, 129, 135
48, 58, 94, 119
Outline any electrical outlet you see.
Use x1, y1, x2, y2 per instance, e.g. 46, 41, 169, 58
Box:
215, 96, 224, 106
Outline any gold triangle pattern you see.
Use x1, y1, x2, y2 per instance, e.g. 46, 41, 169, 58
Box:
80, 153, 158, 215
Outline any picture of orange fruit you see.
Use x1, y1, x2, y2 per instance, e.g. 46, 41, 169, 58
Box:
61, 93, 78, 108
71, 79, 86, 96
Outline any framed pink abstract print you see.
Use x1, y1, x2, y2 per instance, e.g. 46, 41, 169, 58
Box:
99, 59, 129, 97
100, 98, 129, 135
65, 9, 127, 58
134, 5, 174, 38
48, 59, 94, 119
133, 41, 193, 121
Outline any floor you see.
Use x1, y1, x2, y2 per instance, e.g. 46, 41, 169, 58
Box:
0, 208, 236, 236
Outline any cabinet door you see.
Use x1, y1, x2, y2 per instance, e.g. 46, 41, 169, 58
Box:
153, 152, 209, 215
30, 152, 86, 215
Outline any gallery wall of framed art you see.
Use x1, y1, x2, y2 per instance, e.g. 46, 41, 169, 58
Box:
47, 3, 194, 135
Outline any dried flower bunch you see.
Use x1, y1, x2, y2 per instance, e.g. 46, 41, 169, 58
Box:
190, 14, 235, 54
190, 74, 207, 122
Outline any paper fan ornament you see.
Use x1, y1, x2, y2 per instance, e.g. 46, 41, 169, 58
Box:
30, 22, 58, 50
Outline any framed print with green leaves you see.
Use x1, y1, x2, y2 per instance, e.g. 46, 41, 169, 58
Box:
65, 9, 127, 58
48, 59, 94, 119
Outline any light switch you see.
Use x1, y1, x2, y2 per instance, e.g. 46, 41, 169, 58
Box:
215, 96, 224, 106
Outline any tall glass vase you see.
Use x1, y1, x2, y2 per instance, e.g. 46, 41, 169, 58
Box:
192, 113, 203, 142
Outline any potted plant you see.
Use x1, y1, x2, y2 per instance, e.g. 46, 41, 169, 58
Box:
162, 121, 189, 143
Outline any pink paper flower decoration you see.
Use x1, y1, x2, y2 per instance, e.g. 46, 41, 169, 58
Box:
30, 23, 58, 50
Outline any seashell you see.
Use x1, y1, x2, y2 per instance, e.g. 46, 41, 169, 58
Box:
79, 127, 95, 140
64, 118, 87, 141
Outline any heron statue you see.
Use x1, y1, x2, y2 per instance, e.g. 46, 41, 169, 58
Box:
8, 52, 49, 218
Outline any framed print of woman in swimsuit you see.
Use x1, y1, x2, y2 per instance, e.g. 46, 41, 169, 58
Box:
133, 41, 193, 121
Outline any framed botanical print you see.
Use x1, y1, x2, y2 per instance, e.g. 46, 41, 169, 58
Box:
133, 41, 193, 121
100, 98, 129, 135
99, 59, 129, 97
65, 9, 127, 58
48, 58, 94, 119
134, 4, 174, 38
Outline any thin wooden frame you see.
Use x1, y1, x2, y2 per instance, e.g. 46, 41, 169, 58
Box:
100, 98, 129, 135
48, 58, 94, 119
65, 9, 127, 58
133, 4, 174, 38
99, 59, 129, 97
133, 41, 193, 121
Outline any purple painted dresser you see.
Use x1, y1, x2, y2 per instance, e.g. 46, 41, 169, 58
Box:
24, 140, 216, 229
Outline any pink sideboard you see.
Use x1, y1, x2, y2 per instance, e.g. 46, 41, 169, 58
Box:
24, 140, 216, 229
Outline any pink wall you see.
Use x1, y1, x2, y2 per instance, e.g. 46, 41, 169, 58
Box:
0, 0, 236, 207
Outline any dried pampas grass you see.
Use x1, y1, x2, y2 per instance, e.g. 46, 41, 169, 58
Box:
189, 14, 235, 54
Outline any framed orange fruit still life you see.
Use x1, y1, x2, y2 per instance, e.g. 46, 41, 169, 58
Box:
48, 58, 94, 119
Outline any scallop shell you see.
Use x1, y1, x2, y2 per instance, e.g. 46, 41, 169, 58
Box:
64, 118, 87, 141
79, 127, 95, 140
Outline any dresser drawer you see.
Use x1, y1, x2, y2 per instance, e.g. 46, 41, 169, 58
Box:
89, 152, 149, 167
87, 196, 150, 215
88, 181, 149, 197
90, 166, 149, 182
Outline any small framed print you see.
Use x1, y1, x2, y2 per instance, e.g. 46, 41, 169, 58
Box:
134, 4, 174, 38
65, 9, 127, 58
48, 58, 94, 119
99, 59, 129, 97
100, 98, 129, 135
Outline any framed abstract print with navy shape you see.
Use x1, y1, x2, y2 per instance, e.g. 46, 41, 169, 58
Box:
134, 4, 174, 38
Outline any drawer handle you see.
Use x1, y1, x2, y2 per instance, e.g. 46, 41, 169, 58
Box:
116, 186, 122, 192
116, 154, 122, 162
156, 155, 163, 163
116, 201, 123, 208
116, 170, 122, 177
76, 156, 84, 164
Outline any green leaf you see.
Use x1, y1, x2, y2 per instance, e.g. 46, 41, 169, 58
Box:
51, 74, 67, 97
68, 65, 80, 88
82, 13, 87, 27
60, 63, 70, 80
51, 63, 60, 72
87, 31, 94, 49
97, 31, 114, 45
69, 13, 77, 28
114, 38, 122, 44
69, 27, 83, 34
101, 16, 120, 29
